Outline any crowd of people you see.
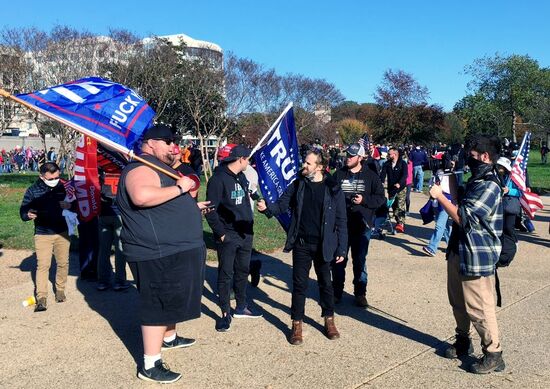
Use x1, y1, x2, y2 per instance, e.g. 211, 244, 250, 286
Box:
18, 126, 547, 383
0, 146, 70, 174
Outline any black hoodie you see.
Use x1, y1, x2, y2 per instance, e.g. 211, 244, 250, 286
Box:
205, 163, 254, 239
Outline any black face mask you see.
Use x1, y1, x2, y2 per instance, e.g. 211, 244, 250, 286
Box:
467, 156, 488, 177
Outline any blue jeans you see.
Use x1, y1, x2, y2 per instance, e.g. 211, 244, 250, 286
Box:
413, 165, 424, 191
332, 227, 372, 297
427, 208, 451, 253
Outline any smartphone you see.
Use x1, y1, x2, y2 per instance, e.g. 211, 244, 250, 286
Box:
206, 204, 216, 211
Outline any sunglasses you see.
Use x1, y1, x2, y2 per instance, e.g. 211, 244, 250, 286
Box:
43, 176, 60, 181
151, 138, 174, 146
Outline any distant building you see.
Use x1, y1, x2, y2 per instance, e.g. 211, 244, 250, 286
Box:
314, 102, 331, 124
143, 33, 223, 68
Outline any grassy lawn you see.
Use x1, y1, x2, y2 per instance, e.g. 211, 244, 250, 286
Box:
0, 174, 37, 250
0, 173, 287, 257
2, 153, 548, 253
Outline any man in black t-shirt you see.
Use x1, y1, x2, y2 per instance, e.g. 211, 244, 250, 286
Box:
258, 150, 347, 345
117, 125, 209, 384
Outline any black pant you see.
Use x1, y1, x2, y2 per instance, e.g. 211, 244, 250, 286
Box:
291, 239, 335, 321
217, 232, 253, 314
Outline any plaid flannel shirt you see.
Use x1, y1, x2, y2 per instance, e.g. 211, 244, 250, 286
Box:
457, 175, 503, 276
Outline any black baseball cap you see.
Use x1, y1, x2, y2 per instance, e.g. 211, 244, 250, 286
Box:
222, 144, 251, 163
142, 124, 176, 141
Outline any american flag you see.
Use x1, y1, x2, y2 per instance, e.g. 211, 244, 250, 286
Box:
510, 132, 543, 219
358, 133, 370, 152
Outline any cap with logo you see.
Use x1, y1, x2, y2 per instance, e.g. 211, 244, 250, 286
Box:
345, 143, 366, 157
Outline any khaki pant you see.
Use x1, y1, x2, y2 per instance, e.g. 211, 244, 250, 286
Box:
447, 252, 501, 353
34, 233, 70, 300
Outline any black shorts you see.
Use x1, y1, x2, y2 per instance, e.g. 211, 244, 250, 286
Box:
128, 245, 206, 326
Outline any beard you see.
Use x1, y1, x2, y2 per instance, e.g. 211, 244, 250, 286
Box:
302, 168, 316, 180
347, 159, 360, 169
160, 152, 176, 166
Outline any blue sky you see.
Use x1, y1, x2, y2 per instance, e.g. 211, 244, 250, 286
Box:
2, 0, 549, 111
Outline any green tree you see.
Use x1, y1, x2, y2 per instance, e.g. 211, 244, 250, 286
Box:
455, 54, 550, 141
334, 119, 368, 145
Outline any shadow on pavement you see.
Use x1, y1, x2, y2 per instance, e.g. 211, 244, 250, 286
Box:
335, 296, 444, 348
73, 247, 142, 365
15, 241, 81, 297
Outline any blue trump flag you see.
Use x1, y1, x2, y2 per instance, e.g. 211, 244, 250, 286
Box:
16, 77, 155, 152
253, 104, 300, 230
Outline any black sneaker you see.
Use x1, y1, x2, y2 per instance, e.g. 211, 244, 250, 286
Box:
34, 298, 47, 312
161, 335, 196, 351
233, 306, 262, 319
96, 282, 110, 291
470, 351, 505, 374
113, 282, 131, 291
137, 360, 182, 384
215, 314, 232, 332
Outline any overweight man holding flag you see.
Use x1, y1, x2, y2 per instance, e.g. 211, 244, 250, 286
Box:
117, 124, 208, 384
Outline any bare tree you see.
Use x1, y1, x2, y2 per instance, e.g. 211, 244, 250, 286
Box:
375, 69, 429, 108
0, 44, 29, 136
0, 25, 117, 171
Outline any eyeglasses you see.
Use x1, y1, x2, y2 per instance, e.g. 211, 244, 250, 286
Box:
151, 138, 173, 146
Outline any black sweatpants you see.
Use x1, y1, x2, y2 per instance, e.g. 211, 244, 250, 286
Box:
217, 231, 253, 314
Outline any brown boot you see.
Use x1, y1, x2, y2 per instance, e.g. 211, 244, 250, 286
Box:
324, 316, 340, 340
289, 320, 303, 345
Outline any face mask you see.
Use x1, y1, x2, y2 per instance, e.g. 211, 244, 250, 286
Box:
467, 156, 486, 176
43, 178, 60, 188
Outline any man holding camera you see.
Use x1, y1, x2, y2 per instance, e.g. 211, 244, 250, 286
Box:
333, 143, 385, 306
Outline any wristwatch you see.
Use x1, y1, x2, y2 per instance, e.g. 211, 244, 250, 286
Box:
176, 184, 184, 195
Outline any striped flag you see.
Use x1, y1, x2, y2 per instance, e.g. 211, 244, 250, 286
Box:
358, 133, 370, 150
510, 132, 543, 219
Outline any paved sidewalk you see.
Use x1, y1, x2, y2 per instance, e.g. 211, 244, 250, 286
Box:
0, 191, 549, 388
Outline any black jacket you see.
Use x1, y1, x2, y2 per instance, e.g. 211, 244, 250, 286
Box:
263, 174, 348, 262
20, 178, 68, 235
205, 164, 254, 239
334, 164, 385, 229
380, 159, 408, 198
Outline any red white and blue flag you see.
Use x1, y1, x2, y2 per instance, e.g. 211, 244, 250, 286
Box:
16, 77, 155, 153
358, 133, 370, 150
510, 132, 543, 219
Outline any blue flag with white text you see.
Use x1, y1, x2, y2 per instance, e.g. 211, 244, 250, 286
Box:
254, 106, 300, 230
17, 77, 155, 152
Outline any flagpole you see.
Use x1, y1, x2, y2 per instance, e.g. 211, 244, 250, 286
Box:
0, 88, 180, 180
249, 102, 293, 157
